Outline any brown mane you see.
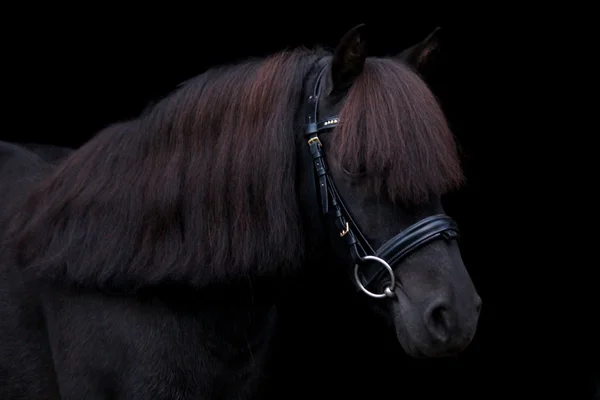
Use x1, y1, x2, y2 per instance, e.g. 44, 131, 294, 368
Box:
333, 57, 463, 205
7, 48, 323, 291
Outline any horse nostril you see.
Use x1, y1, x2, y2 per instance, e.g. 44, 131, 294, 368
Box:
424, 302, 452, 344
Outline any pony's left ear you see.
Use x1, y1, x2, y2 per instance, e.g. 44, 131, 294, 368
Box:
330, 23, 368, 95
395, 26, 442, 74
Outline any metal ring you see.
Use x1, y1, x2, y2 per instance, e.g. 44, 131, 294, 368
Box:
354, 255, 396, 299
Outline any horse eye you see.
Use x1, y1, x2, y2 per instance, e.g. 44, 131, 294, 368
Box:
342, 164, 367, 177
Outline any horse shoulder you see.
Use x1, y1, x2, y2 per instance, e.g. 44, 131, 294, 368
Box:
35, 284, 280, 399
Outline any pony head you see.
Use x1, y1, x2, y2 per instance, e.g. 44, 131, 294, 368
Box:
297, 24, 481, 357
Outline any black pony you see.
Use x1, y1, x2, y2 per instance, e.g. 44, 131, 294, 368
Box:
0, 25, 481, 399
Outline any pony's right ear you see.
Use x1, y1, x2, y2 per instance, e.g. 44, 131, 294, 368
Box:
330, 24, 368, 95
395, 27, 442, 75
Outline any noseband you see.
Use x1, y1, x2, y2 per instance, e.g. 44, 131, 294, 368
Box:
303, 64, 460, 299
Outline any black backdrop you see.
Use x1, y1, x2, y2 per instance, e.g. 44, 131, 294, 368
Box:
2, 6, 596, 399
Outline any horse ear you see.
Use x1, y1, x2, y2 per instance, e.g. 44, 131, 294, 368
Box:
330, 23, 368, 95
396, 26, 442, 74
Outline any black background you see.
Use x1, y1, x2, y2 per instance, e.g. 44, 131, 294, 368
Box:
1, 5, 596, 399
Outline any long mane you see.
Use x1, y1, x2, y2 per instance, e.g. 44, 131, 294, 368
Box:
6, 48, 323, 292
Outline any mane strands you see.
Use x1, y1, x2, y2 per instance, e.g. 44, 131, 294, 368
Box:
333, 58, 464, 205
7, 49, 321, 291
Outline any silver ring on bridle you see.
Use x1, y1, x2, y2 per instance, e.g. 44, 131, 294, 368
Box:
354, 255, 396, 299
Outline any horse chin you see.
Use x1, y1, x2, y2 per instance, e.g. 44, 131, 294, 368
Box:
394, 330, 428, 359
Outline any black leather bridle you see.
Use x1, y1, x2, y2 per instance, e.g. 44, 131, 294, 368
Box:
303, 63, 460, 299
